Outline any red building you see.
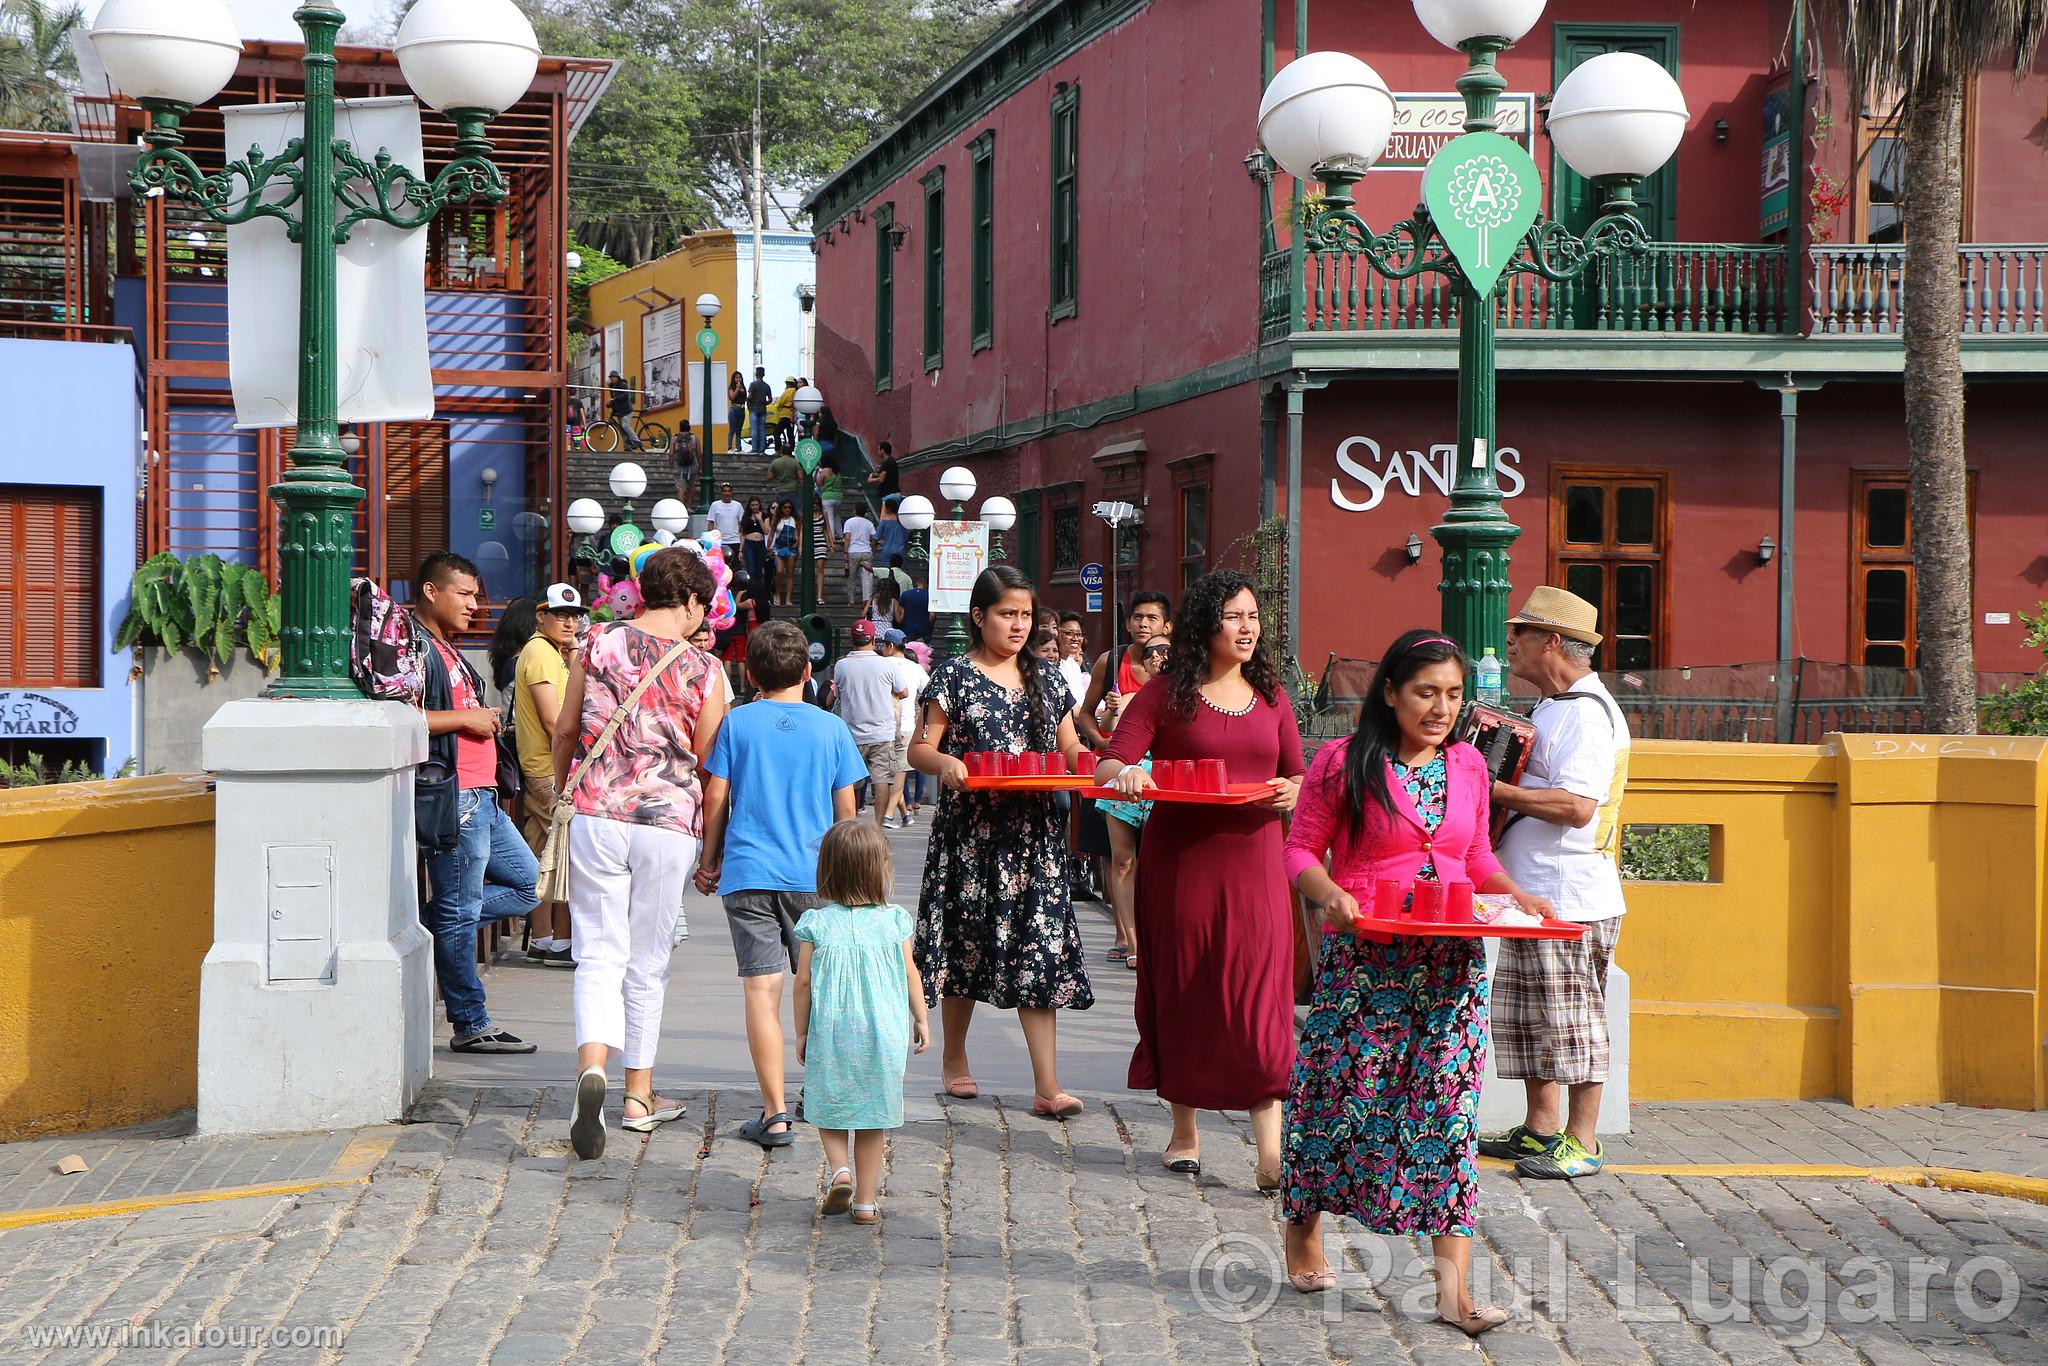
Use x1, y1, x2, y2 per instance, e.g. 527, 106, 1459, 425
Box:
805, 0, 2048, 714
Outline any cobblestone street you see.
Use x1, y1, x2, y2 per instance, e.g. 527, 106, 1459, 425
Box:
3, 828, 2046, 1363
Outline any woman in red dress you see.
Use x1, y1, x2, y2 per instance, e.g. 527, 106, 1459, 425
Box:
1096, 569, 1302, 1184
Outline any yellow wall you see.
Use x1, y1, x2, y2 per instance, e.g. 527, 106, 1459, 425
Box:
586, 233, 742, 443
1620, 734, 2048, 1109
0, 775, 215, 1139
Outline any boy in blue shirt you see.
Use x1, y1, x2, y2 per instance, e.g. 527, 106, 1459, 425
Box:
695, 620, 866, 1148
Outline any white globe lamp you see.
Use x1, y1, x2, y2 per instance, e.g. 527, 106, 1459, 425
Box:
938, 466, 977, 504
896, 494, 936, 533
1547, 52, 1690, 182
608, 462, 647, 501
696, 293, 722, 320
979, 496, 1017, 532
1411, 0, 1547, 52
90, 0, 242, 108
793, 385, 825, 416
565, 499, 606, 535
394, 0, 540, 116
650, 498, 690, 534
1257, 52, 1396, 181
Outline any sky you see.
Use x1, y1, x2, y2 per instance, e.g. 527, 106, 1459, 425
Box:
77, 1, 376, 42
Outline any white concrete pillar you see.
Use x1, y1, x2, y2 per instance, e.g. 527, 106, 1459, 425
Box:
199, 698, 432, 1135
1477, 937, 1631, 1136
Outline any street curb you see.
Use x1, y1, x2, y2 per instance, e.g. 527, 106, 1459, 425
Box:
1477, 1155, 2048, 1207
0, 1128, 397, 1232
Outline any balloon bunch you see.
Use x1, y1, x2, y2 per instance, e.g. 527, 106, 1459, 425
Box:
633, 532, 736, 631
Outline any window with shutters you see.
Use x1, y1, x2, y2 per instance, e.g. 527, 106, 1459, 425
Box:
383, 422, 450, 598
873, 203, 895, 391
1, 486, 100, 688
922, 166, 945, 371
1849, 470, 1976, 668
1049, 86, 1079, 320
1548, 467, 1669, 671
969, 131, 995, 351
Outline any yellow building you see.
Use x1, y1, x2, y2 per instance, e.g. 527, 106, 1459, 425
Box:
579, 226, 817, 451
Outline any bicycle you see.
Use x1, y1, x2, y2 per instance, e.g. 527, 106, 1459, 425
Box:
584, 410, 671, 455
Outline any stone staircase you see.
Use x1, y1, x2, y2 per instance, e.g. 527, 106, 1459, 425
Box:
700, 446, 868, 652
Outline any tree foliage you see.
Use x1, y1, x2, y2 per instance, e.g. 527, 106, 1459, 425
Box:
114, 553, 281, 675
528, 0, 1015, 263
1980, 604, 2048, 736
0, 0, 83, 131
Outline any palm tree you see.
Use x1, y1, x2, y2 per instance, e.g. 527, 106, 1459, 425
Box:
1808, 2, 2046, 732
0, 0, 83, 132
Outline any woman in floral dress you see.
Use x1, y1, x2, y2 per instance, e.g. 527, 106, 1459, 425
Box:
1279, 630, 1553, 1337
908, 564, 1093, 1119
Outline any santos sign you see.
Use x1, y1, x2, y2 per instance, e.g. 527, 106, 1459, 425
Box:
1330, 437, 1527, 512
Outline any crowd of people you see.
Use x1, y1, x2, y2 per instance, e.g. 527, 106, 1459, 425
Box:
404, 542, 1632, 1337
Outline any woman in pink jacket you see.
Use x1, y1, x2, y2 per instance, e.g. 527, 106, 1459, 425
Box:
1278, 630, 1552, 1337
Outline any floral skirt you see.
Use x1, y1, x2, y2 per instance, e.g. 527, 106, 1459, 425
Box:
1281, 931, 1488, 1237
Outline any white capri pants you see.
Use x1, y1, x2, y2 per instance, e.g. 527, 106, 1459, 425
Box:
569, 814, 698, 1070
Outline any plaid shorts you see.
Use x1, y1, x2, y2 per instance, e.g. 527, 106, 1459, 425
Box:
1491, 915, 1623, 1085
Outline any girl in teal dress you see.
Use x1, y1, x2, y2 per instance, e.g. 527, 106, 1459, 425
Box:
794, 822, 930, 1225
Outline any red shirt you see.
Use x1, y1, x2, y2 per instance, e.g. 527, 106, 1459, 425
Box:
430, 635, 498, 791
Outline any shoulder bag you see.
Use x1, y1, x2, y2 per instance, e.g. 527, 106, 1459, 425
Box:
534, 636, 696, 905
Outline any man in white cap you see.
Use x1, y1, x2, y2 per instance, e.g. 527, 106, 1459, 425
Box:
1480, 585, 1631, 1181
515, 582, 587, 964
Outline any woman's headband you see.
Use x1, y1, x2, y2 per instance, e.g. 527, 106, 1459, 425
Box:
1410, 636, 1459, 651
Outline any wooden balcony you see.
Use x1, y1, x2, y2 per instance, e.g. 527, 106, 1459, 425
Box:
1262, 241, 2048, 345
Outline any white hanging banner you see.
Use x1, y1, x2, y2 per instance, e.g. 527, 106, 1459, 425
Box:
222, 95, 433, 429
929, 520, 989, 614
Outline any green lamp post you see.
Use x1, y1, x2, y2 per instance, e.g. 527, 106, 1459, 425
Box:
94, 0, 537, 698
694, 293, 721, 509
896, 492, 937, 648
933, 466, 981, 660
1257, 1, 1687, 662
981, 496, 1016, 564
792, 385, 827, 615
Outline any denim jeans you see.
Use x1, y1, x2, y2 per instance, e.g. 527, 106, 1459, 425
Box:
748, 409, 767, 453
727, 405, 745, 450
422, 787, 539, 1035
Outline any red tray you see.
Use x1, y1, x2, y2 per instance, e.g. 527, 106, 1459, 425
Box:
1345, 915, 1587, 941
1081, 782, 1274, 806
961, 773, 1096, 791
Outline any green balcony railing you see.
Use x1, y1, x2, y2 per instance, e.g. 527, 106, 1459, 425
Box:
1811, 243, 2048, 334
1278, 241, 1795, 334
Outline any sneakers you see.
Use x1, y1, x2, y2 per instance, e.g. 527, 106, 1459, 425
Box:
882, 814, 907, 830
1478, 1123, 1561, 1162
1516, 1133, 1604, 1180
450, 1029, 537, 1054
570, 1066, 607, 1160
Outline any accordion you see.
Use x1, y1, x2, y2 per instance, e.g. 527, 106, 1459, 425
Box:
1452, 702, 1537, 841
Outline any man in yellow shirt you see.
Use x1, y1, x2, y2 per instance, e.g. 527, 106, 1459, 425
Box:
767, 376, 799, 452
516, 582, 585, 963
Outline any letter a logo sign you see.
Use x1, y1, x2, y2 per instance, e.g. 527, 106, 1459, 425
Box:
1423, 132, 1543, 295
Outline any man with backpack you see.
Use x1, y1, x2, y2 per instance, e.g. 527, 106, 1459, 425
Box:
412, 552, 539, 1054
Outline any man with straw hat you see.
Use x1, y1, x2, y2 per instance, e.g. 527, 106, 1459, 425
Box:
1480, 586, 1631, 1181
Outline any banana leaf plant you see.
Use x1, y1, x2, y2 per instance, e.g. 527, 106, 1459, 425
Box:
114, 552, 281, 678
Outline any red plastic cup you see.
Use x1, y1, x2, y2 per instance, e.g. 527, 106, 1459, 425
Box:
1194, 758, 1229, 793
1042, 751, 1065, 775
1410, 879, 1445, 923
1442, 881, 1475, 924
965, 752, 992, 778
1167, 760, 1197, 791
1074, 750, 1096, 775
1015, 751, 1042, 777
993, 752, 1017, 776
1373, 879, 1405, 921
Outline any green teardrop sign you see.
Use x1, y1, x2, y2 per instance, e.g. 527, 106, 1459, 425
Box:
795, 438, 823, 474
1422, 132, 1543, 296
608, 524, 643, 556
696, 327, 718, 358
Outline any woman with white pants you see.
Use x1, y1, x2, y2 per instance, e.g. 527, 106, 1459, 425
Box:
552, 547, 727, 1159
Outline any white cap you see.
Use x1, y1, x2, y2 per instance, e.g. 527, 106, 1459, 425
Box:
543, 582, 585, 612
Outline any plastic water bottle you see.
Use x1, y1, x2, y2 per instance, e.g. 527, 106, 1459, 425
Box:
1475, 647, 1505, 707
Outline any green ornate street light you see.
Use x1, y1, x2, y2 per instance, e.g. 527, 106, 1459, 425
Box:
897, 491, 936, 643
980, 496, 1016, 563
792, 384, 827, 615
933, 466, 980, 660
695, 292, 721, 509
1258, 0, 1687, 662
92, 0, 537, 698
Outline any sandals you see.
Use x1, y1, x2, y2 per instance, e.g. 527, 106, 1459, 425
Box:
1032, 1093, 1084, 1120
1162, 1150, 1201, 1175
570, 1067, 607, 1160
1125, 954, 1138, 972
1288, 1268, 1338, 1293
1106, 945, 1130, 962
1438, 1306, 1510, 1337
1255, 1163, 1284, 1193
943, 1075, 980, 1099
821, 1166, 853, 1216
620, 1093, 685, 1133
850, 1202, 881, 1225
738, 1110, 796, 1148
